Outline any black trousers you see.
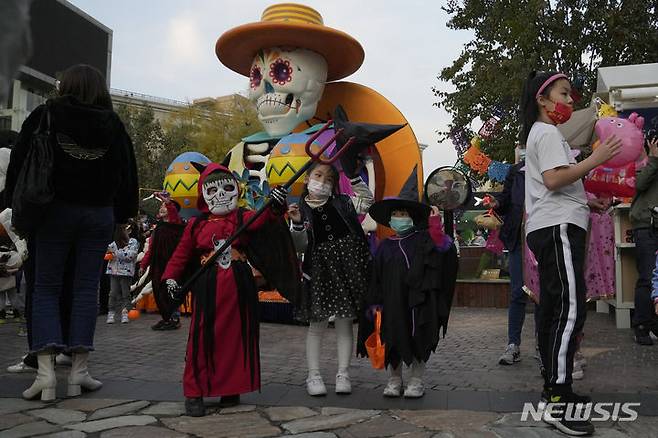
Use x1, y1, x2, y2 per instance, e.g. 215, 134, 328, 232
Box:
632, 228, 658, 328
528, 224, 587, 392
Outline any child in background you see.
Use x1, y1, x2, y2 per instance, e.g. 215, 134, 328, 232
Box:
105, 225, 139, 324
521, 70, 620, 436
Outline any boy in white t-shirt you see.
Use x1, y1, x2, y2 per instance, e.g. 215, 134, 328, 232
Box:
520, 71, 621, 437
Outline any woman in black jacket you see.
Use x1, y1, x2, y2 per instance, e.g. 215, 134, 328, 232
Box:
5, 64, 138, 401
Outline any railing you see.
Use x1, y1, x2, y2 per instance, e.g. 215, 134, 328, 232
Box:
110, 88, 188, 107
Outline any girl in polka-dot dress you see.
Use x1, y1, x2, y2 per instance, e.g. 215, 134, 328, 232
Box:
288, 162, 373, 396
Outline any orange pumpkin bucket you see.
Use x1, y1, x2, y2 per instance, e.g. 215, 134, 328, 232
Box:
365, 309, 385, 369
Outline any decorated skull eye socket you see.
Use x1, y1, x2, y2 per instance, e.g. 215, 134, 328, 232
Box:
269, 58, 293, 85
250, 65, 262, 89
223, 183, 236, 192
207, 186, 218, 195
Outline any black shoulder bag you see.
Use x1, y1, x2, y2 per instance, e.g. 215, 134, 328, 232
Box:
11, 104, 56, 236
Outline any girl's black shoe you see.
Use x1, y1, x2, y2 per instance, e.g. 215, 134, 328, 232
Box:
219, 395, 240, 408
185, 397, 205, 417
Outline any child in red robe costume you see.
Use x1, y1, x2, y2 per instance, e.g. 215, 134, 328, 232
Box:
162, 163, 297, 416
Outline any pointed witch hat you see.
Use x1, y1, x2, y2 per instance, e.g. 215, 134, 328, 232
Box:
332, 105, 405, 177
368, 165, 431, 226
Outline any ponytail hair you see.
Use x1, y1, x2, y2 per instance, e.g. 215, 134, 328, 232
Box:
519, 70, 561, 144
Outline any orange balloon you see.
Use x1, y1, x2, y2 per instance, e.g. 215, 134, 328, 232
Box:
127, 309, 141, 320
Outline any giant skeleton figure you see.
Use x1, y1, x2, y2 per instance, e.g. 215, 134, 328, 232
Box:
217, 5, 366, 195
216, 4, 424, 240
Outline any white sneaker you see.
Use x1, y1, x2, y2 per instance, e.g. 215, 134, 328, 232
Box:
499, 343, 521, 365
306, 375, 327, 396
106, 312, 115, 324
383, 377, 402, 397
572, 361, 585, 380
7, 356, 36, 373
335, 372, 351, 394
403, 378, 425, 398
55, 353, 72, 366
574, 351, 587, 369
121, 310, 129, 324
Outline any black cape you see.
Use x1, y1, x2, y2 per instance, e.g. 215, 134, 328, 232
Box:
357, 230, 458, 369
146, 222, 187, 321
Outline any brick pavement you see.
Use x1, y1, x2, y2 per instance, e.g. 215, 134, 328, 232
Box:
2, 308, 657, 411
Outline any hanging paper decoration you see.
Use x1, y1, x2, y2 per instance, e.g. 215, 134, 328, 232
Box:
452, 108, 515, 184
478, 116, 500, 140
463, 145, 492, 175
487, 161, 512, 182
492, 105, 506, 120
449, 127, 470, 156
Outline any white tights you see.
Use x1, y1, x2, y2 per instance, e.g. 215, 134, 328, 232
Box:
306, 317, 353, 377
389, 360, 426, 380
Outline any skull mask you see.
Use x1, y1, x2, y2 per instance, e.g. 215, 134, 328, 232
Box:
202, 172, 239, 216
249, 47, 327, 137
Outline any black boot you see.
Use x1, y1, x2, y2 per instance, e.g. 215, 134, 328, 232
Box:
185, 397, 205, 417
634, 325, 653, 346
219, 394, 240, 408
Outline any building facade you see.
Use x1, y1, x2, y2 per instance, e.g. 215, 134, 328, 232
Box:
0, 0, 112, 132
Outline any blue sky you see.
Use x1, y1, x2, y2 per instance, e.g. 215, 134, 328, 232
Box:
69, 0, 472, 174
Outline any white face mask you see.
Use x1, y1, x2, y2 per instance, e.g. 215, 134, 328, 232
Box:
202, 177, 239, 215
307, 178, 332, 198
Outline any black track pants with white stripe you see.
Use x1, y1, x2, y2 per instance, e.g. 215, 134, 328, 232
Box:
527, 224, 587, 391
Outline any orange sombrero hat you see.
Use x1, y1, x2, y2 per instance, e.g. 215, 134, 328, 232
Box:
216, 3, 364, 82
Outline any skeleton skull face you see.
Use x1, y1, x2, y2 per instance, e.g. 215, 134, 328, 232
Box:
202, 172, 239, 216
249, 47, 327, 137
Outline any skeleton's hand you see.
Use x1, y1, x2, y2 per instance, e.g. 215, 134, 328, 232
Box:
270, 186, 288, 208
166, 279, 181, 302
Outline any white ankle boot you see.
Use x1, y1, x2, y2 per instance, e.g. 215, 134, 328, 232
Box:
68, 352, 102, 397
22, 353, 56, 401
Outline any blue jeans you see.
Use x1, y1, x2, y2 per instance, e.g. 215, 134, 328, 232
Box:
31, 201, 114, 353
508, 246, 527, 346
632, 228, 658, 327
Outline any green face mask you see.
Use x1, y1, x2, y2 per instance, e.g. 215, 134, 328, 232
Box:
389, 217, 413, 234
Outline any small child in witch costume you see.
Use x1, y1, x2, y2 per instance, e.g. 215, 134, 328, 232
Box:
357, 166, 458, 398
162, 163, 297, 417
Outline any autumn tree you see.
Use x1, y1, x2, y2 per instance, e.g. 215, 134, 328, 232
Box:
163, 94, 262, 163
435, 0, 658, 163
115, 103, 182, 195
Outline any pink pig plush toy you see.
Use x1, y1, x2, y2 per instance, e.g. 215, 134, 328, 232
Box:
594, 113, 645, 168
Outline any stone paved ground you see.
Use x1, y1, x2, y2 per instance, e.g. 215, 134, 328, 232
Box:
1, 307, 658, 436
1, 397, 658, 437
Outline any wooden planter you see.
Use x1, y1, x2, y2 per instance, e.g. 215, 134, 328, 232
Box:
454, 279, 511, 308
